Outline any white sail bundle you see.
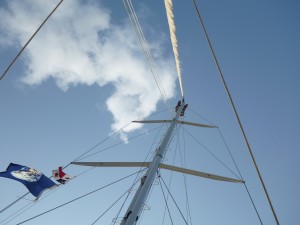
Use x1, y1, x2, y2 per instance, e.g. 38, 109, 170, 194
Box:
164, 0, 184, 98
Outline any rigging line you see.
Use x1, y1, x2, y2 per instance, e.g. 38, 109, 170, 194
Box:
159, 175, 189, 225
191, 1, 280, 224
217, 128, 243, 180
122, 0, 171, 111
67, 121, 132, 165
0, 0, 64, 81
112, 172, 144, 225
125, 125, 177, 225
0, 192, 30, 214
0, 202, 33, 225
158, 177, 174, 225
1, 119, 131, 215
113, 124, 165, 225
243, 183, 264, 225
160, 125, 181, 225
92, 179, 141, 225
164, 0, 184, 98
78, 125, 162, 160
2, 184, 63, 225
127, 0, 171, 109
146, 124, 165, 162
188, 108, 216, 126
183, 126, 240, 179
0, 164, 64, 215
0, 122, 132, 218
127, 0, 171, 112
217, 128, 264, 225
136, 175, 156, 225
180, 126, 193, 225
16, 169, 146, 225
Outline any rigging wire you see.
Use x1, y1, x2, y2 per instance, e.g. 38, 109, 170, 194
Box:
188, 108, 216, 126
160, 125, 180, 225
175, 108, 263, 224
122, 0, 171, 111
0, 0, 64, 81
15, 169, 146, 225
182, 126, 241, 179
0, 192, 30, 215
164, 0, 185, 98
179, 125, 193, 225
1, 166, 95, 225
0, 202, 33, 225
0, 0, 65, 214
158, 177, 174, 225
0, 122, 133, 215
217, 129, 264, 225
1, 109, 167, 217
1, 185, 63, 225
159, 175, 189, 225
159, 123, 193, 225
112, 125, 165, 225
91, 178, 141, 225
68, 121, 133, 164
78, 125, 162, 160
191, 1, 280, 224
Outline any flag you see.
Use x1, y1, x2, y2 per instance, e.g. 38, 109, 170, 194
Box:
0, 163, 56, 197
52, 167, 72, 184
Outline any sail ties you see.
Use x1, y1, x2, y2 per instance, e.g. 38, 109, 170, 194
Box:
164, 0, 185, 98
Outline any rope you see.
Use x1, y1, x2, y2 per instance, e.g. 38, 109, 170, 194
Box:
0, 122, 133, 216
0, 192, 30, 214
1, 166, 97, 225
91, 191, 127, 225
183, 126, 240, 179
159, 125, 180, 225
159, 125, 181, 224
1, 110, 165, 216
158, 177, 174, 225
111, 125, 164, 225
183, 109, 262, 224
0, 0, 64, 81
91, 178, 141, 225
78, 125, 162, 160
68, 122, 132, 164
217, 129, 264, 225
122, 0, 171, 111
16, 169, 146, 225
164, 0, 184, 98
0, 1, 65, 214
159, 175, 189, 225
0, 202, 33, 225
191, 1, 280, 224
179, 126, 193, 225
188, 108, 216, 126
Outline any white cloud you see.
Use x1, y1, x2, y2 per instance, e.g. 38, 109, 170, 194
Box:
0, 0, 176, 139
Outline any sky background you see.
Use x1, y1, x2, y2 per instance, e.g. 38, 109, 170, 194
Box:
0, 0, 299, 224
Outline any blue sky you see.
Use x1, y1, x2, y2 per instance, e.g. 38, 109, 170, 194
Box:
0, 0, 299, 224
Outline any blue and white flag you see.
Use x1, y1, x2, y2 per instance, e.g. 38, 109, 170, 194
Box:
0, 163, 56, 197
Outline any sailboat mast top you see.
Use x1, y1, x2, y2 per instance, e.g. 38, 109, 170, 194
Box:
120, 100, 186, 225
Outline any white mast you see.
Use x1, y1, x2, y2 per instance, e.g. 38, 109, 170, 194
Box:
71, 99, 244, 224
120, 100, 185, 225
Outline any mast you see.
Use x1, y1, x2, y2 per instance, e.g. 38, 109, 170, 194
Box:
120, 100, 185, 225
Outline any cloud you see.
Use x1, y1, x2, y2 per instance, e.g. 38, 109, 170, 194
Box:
0, 0, 177, 139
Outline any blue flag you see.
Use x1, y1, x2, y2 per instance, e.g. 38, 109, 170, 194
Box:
0, 163, 56, 197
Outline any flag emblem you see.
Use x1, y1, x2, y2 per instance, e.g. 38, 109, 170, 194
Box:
0, 163, 56, 197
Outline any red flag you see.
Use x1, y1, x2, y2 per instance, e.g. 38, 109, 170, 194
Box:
52, 167, 72, 184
